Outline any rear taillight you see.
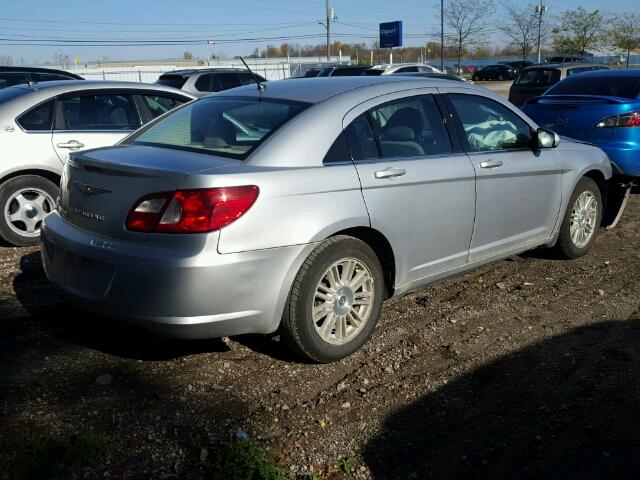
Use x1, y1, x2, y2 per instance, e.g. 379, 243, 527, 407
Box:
595, 111, 640, 128
126, 186, 259, 233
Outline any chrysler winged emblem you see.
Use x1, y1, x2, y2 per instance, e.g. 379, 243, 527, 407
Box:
73, 181, 113, 196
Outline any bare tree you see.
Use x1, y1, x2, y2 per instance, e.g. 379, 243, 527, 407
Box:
553, 7, 604, 55
498, 3, 539, 62
182, 51, 194, 60
610, 13, 640, 67
444, 0, 495, 70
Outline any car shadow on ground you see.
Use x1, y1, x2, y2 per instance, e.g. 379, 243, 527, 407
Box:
363, 315, 640, 479
11, 251, 230, 362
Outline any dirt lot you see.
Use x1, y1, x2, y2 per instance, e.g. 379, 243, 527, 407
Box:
1, 192, 640, 479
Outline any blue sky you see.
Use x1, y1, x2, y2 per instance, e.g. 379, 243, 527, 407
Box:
1, 0, 638, 64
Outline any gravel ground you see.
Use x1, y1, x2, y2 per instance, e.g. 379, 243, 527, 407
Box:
1, 192, 639, 479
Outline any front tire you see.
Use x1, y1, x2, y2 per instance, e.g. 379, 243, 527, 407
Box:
553, 177, 602, 259
0, 175, 58, 247
281, 236, 385, 363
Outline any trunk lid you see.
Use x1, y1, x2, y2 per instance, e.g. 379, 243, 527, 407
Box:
59, 144, 238, 239
523, 95, 633, 145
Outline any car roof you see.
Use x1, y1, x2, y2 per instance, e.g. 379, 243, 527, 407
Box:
566, 68, 639, 78
162, 68, 252, 76
0, 65, 83, 80
214, 75, 482, 104
525, 63, 607, 71
0, 80, 196, 116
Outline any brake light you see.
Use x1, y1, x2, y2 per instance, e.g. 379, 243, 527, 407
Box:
595, 111, 640, 128
126, 186, 259, 233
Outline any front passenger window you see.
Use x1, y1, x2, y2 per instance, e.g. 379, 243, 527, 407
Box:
449, 94, 532, 152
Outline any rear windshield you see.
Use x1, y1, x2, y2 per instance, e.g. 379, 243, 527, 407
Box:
127, 96, 309, 160
156, 74, 187, 89
515, 68, 560, 87
362, 69, 383, 76
546, 75, 640, 99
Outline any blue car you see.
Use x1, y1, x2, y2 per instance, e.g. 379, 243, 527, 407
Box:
522, 69, 640, 177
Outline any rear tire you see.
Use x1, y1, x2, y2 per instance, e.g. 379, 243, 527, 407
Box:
0, 175, 58, 247
281, 236, 385, 363
553, 177, 602, 259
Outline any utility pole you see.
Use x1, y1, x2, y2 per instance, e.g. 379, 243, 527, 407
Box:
326, 0, 331, 61
440, 0, 444, 71
535, 1, 547, 64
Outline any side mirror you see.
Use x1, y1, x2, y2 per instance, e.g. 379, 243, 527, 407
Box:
536, 128, 560, 148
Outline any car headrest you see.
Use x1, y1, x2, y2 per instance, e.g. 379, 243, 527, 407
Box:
384, 107, 423, 136
383, 126, 415, 141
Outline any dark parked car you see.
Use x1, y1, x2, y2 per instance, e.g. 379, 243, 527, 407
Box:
547, 56, 589, 64
303, 68, 322, 78
316, 65, 372, 77
156, 68, 267, 97
472, 64, 517, 81
500, 61, 534, 72
0, 66, 83, 89
509, 63, 609, 107
394, 72, 466, 82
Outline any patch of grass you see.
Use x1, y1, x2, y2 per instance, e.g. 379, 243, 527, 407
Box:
208, 437, 287, 480
338, 456, 358, 476
1, 433, 109, 480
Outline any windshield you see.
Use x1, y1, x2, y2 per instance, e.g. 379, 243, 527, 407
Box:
546, 75, 640, 99
127, 96, 309, 160
515, 68, 560, 87
362, 69, 384, 76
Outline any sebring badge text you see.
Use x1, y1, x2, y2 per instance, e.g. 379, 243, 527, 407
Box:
72, 207, 105, 222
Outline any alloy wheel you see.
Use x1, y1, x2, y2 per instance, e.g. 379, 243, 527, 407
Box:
312, 258, 375, 345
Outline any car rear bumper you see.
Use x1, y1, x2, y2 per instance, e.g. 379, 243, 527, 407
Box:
41, 212, 314, 339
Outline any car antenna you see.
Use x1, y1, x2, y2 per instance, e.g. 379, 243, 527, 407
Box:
239, 57, 265, 92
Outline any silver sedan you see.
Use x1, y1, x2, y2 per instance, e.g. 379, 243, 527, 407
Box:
42, 76, 614, 362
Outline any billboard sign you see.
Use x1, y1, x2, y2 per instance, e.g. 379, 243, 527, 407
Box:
379, 21, 403, 48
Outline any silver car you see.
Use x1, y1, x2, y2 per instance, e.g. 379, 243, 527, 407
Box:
363, 63, 442, 76
42, 76, 613, 362
0, 80, 194, 246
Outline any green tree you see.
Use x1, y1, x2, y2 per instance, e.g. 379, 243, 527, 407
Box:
444, 0, 495, 71
610, 13, 640, 67
553, 7, 604, 55
498, 3, 539, 62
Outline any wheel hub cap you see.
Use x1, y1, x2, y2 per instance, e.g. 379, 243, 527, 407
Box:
312, 258, 375, 346
4, 187, 54, 238
333, 286, 354, 316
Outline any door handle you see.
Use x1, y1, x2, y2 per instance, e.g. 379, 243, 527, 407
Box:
56, 140, 85, 150
479, 159, 503, 169
374, 167, 406, 179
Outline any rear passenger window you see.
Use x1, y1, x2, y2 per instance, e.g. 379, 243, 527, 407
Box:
323, 132, 352, 164
449, 93, 532, 151
368, 95, 452, 158
345, 115, 379, 161
195, 74, 213, 92
0, 72, 28, 89
217, 73, 241, 90
58, 94, 141, 131
140, 95, 186, 119
33, 73, 70, 83
238, 73, 259, 85
396, 66, 419, 73
17, 100, 55, 131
